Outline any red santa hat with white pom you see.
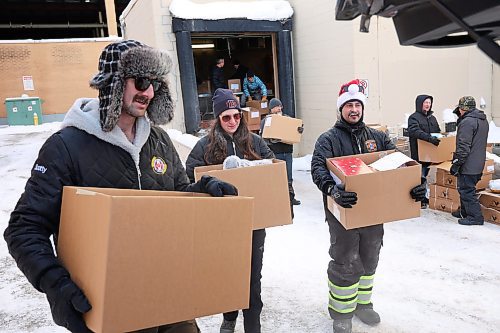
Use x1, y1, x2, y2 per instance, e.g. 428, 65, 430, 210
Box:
336, 79, 367, 110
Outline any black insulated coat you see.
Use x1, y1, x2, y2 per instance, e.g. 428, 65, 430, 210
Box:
408, 95, 441, 161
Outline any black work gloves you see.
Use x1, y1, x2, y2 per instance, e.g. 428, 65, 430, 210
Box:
450, 162, 461, 176
191, 175, 238, 197
428, 136, 441, 146
330, 184, 357, 208
40, 267, 92, 333
410, 183, 427, 202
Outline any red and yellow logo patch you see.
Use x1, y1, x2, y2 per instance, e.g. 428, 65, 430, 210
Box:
364, 140, 378, 152
151, 156, 167, 175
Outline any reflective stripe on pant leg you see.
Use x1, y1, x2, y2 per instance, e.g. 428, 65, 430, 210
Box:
357, 274, 374, 305
328, 280, 359, 314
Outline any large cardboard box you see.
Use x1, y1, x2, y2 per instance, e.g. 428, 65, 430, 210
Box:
246, 100, 269, 117
429, 184, 460, 203
241, 107, 261, 127
58, 187, 254, 333
479, 190, 500, 210
429, 196, 459, 213
228, 79, 241, 93
326, 151, 421, 229
366, 124, 388, 133
261, 114, 303, 144
194, 160, 292, 229
480, 205, 500, 225
417, 135, 456, 163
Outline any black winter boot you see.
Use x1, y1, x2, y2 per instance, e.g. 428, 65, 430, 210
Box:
354, 307, 381, 325
220, 319, 236, 333
332, 319, 352, 333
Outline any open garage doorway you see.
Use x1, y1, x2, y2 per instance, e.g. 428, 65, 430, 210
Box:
173, 18, 294, 134
192, 33, 278, 123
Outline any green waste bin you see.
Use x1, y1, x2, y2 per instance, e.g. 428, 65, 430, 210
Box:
4, 97, 43, 125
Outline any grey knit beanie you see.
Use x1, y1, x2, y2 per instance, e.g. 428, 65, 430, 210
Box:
269, 98, 282, 110
89, 40, 174, 131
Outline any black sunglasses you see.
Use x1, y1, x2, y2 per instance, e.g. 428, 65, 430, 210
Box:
133, 77, 162, 92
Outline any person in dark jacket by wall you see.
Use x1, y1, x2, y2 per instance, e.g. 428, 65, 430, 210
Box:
3, 41, 237, 333
450, 96, 489, 225
311, 79, 426, 333
259, 98, 301, 206
407, 94, 441, 208
230, 59, 249, 88
211, 57, 227, 91
186, 88, 274, 333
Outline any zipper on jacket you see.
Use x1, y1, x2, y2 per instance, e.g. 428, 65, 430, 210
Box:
232, 141, 236, 156
136, 164, 142, 190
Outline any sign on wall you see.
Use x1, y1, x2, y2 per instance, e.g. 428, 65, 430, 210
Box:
22, 76, 35, 91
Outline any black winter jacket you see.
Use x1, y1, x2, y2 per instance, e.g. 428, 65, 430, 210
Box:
4, 98, 192, 292
311, 120, 395, 221
454, 108, 489, 175
186, 132, 274, 182
211, 66, 226, 91
408, 95, 441, 161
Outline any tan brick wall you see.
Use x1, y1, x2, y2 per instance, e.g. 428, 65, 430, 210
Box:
0, 40, 113, 119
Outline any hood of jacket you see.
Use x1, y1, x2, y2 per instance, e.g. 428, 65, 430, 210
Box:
462, 107, 487, 121
415, 94, 434, 115
61, 97, 151, 166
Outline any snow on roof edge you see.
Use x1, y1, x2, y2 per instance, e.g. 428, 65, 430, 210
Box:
169, 0, 293, 22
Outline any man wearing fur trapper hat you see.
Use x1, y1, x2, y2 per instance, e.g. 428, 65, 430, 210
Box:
311, 79, 427, 333
4, 40, 238, 333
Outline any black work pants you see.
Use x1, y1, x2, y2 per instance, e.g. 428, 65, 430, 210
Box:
457, 174, 483, 223
224, 229, 266, 333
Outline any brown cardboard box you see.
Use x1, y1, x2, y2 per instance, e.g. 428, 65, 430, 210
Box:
194, 159, 292, 229
431, 160, 493, 189
480, 205, 500, 225
366, 124, 388, 133
487, 143, 493, 153
58, 187, 254, 333
246, 100, 269, 117
228, 79, 241, 93
429, 184, 460, 203
242, 107, 261, 127
479, 190, 500, 210
326, 151, 421, 229
417, 135, 456, 163
429, 196, 459, 213
261, 114, 303, 144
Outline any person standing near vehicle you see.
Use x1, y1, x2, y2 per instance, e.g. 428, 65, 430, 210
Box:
449, 96, 489, 225
4, 40, 237, 333
311, 79, 426, 333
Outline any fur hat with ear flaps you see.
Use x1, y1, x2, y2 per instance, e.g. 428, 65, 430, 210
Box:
89, 40, 174, 132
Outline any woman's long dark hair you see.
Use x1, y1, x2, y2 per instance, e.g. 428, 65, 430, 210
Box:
204, 112, 261, 164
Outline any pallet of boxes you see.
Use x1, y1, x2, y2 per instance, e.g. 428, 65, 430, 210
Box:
422, 134, 495, 213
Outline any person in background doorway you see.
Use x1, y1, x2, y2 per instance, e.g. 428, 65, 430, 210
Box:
311, 79, 426, 333
450, 96, 489, 225
211, 57, 227, 91
230, 59, 249, 88
186, 88, 274, 333
407, 94, 441, 208
259, 98, 301, 206
3, 40, 237, 333
241, 70, 267, 107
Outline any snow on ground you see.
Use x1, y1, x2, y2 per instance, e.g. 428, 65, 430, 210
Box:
1, 124, 500, 333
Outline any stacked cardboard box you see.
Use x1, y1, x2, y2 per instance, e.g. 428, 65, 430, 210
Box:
428, 159, 494, 212
479, 190, 500, 225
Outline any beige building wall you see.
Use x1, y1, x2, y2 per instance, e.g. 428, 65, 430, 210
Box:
287, 0, 497, 154
121, 0, 186, 132
0, 40, 113, 120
